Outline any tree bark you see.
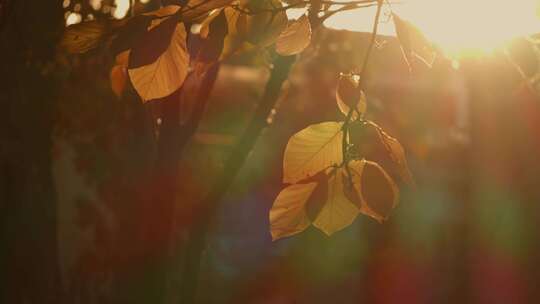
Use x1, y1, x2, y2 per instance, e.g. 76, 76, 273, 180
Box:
0, 1, 64, 303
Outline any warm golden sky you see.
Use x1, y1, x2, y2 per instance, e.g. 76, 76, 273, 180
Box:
321, 0, 540, 56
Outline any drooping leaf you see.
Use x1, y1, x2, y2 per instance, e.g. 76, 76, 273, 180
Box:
312, 168, 359, 236
276, 14, 311, 56
283, 122, 343, 184
336, 74, 367, 120
393, 13, 435, 72
128, 17, 190, 102
269, 182, 318, 241
110, 66, 127, 98
110, 50, 130, 98
195, 9, 228, 65
349, 121, 414, 187
347, 160, 399, 223
375, 126, 416, 188
60, 19, 125, 54
236, 0, 288, 47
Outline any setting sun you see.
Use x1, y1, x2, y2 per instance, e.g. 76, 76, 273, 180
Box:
322, 0, 540, 56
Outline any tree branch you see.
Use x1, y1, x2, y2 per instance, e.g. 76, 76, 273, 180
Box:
178, 54, 295, 304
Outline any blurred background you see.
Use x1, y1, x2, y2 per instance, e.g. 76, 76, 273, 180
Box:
3, 0, 540, 303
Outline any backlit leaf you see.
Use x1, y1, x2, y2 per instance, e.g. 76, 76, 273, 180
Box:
270, 182, 318, 241
350, 121, 414, 187
312, 168, 359, 236
276, 14, 311, 56
110, 50, 130, 98
348, 160, 399, 223
336, 74, 367, 120
128, 18, 189, 102
60, 19, 125, 54
283, 122, 343, 184
375, 126, 416, 188
181, 0, 235, 22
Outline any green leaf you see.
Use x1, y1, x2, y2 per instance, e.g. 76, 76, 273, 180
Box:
283, 122, 343, 184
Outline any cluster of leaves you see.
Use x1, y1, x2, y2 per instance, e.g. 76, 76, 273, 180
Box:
270, 74, 415, 240
61, 0, 312, 102
60, 0, 425, 242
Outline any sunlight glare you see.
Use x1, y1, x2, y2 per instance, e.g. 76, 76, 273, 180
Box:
324, 0, 540, 56
113, 0, 130, 19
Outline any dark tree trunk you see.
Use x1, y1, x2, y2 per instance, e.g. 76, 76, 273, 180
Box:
0, 0, 64, 303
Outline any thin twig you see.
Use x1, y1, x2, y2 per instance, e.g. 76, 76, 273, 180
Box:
341, 0, 384, 166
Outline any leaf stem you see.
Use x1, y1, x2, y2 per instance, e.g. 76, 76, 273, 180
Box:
341, 0, 383, 166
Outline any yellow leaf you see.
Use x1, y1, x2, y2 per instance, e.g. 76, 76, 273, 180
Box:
336, 74, 367, 120
283, 122, 343, 184
348, 159, 399, 223
276, 14, 311, 56
269, 182, 318, 241
312, 168, 359, 236
128, 21, 189, 102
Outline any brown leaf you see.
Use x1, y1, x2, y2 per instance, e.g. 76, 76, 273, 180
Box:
236, 0, 288, 47
60, 19, 125, 54
276, 14, 311, 56
181, 0, 235, 22
128, 19, 190, 102
349, 121, 414, 187
348, 159, 399, 223
195, 9, 228, 65
110, 65, 127, 98
336, 74, 366, 120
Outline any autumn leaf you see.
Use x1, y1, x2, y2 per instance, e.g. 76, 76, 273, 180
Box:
195, 8, 228, 65
276, 14, 311, 56
349, 121, 415, 187
60, 19, 126, 54
269, 182, 318, 240
283, 122, 343, 184
375, 126, 416, 188
109, 51, 130, 98
312, 168, 360, 236
180, 0, 235, 22
347, 159, 399, 223
336, 74, 367, 120
128, 16, 190, 102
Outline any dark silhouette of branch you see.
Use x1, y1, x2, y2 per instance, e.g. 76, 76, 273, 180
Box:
178, 54, 296, 304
